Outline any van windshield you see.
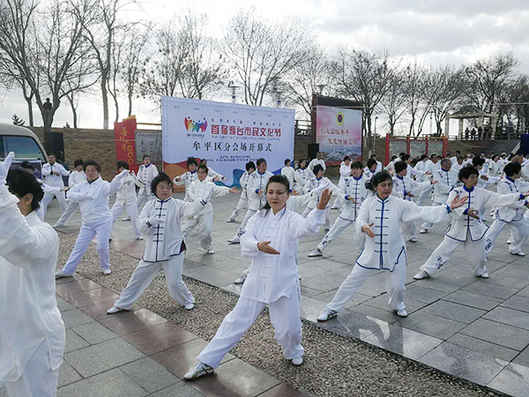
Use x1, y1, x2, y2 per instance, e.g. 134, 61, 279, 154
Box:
1, 135, 46, 161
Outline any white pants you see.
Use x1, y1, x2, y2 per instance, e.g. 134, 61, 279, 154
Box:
54, 201, 79, 227
326, 258, 406, 313
402, 221, 417, 240
61, 219, 112, 275
229, 195, 248, 221
317, 216, 356, 251
2, 342, 59, 397
302, 206, 330, 228
236, 209, 258, 237
420, 235, 487, 277
197, 293, 303, 368
136, 188, 154, 213
183, 212, 214, 250
484, 219, 529, 255
113, 255, 194, 309
330, 194, 344, 209
111, 199, 140, 238
40, 191, 66, 221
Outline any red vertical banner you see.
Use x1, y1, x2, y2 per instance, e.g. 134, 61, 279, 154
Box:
406, 136, 411, 154
114, 116, 138, 172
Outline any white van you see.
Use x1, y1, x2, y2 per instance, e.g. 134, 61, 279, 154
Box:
0, 123, 48, 176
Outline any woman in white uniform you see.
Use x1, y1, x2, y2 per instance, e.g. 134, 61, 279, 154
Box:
183, 175, 332, 380
53, 159, 86, 227
1, 155, 65, 397
226, 161, 255, 223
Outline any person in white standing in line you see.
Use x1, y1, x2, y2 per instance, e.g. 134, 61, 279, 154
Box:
110, 161, 144, 240
228, 158, 273, 244
302, 164, 339, 231
0, 154, 65, 397
55, 160, 129, 279
136, 154, 159, 212
107, 173, 210, 314
53, 159, 86, 227
317, 171, 468, 322
40, 154, 69, 221
183, 176, 332, 380
307, 152, 326, 173
330, 156, 352, 210
227, 161, 256, 223
172, 158, 199, 202
293, 159, 310, 194
280, 158, 296, 190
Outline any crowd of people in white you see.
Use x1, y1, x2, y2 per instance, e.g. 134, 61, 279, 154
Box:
2, 146, 529, 393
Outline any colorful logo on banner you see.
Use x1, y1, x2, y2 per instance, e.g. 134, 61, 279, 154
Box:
336, 112, 344, 126
184, 117, 208, 132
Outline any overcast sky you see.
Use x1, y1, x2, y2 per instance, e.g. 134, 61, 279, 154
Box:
1, 0, 529, 134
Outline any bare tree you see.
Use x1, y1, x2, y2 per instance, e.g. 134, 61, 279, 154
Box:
379, 68, 408, 136
223, 9, 310, 106
332, 49, 394, 153
402, 62, 427, 136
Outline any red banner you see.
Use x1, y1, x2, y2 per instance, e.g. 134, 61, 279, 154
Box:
114, 116, 137, 172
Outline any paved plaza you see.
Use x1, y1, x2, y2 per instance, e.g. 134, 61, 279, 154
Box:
46, 189, 529, 397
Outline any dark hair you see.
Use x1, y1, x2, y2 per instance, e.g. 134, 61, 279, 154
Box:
366, 158, 377, 169
143, 154, 151, 160
351, 161, 363, 169
256, 158, 266, 167
343, 155, 351, 161
504, 162, 521, 177
394, 161, 407, 174
48, 153, 57, 158
83, 160, 101, 172
117, 160, 129, 170
284, 159, 291, 165
440, 158, 451, 168
7, 169, 44, 211
262, 175, 290, 210
74, 159, 84, 167
458, 165, 479, 181
400, 153, 410, 162
198, 164, 208, 173
366, 171, 392, 192
187, 157, 198, 167
313, 164, 324, 175
472, 157, 485, 167
150, 172, 172, 195
246, 161, 256, 172
20, 161, 34, 170
420, 154, 428, 161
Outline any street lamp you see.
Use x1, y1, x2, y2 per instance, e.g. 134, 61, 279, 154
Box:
227, 81, 240, 104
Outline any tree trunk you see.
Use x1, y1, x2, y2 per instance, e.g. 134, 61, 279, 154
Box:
67, 96, 78, 128
128, 93, 133, 116
101, 77, 109, 129
25, 97, 34, 127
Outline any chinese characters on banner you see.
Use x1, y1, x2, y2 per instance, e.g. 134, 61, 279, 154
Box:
315, 105, 362, 163
161, 97, 295, 185
114, 116, 138, 172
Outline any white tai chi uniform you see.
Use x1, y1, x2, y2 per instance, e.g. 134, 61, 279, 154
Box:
228, 170, 252, 222
60, 171, 128, 275
293, 167, 310, 194
111, 196, 208, 310
316, 175, 370, 252
197, 207, 325, 368
307, 158, 326, 173
281, 166, 296, 190
136, 163, 159, 211
326, 196, 452, 313
330, 162, 351, 209
422, 167, 459, 231
232, 171, 273, 241
40, 162, 69, 220
302, 176, 339, 229
173, 171, 198, 202
420, 186, 526, 277
111, 172, 143, 239
392, 175, 431, 240
53, 170, 86, 227
182, 179, 231, 252
0, 185, 65, 397
483, 177, 529, 256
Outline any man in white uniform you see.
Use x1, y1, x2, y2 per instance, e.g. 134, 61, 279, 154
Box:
280, 159, 296, 190
227, 161, 255, 223
55, 160, 129, 278
172, 158, 199, 202
40, 154, 69, 220
136, 155, 159, 212
0, 154, 65, 397
53, 159, 86, 227
111, 161, 143, 240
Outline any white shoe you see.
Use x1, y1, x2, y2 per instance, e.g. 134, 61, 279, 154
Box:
395, 308, 408, 318
317, 309, 338, 322
477, 272, 489, 279
331, 206, 339, 210
206, 249, 215, 255
308, 248, 323, 257
507, 240, 512, 244
234, 274, 247, 285
106, 305, 126, 314
183, 362, 214, 380
413, 270, 430, 280
408, 237, 418, 243
511, 251, 526, 256
419, 228, 428, 234
291, 357, 303, 366
184, 303, 195, 311
121, 217, 131, 221
226, 218, 236, 223
136, 236, 144, 240
55, 271, 73, 279
103, 269, 112, 275
228, 236, 240, 245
